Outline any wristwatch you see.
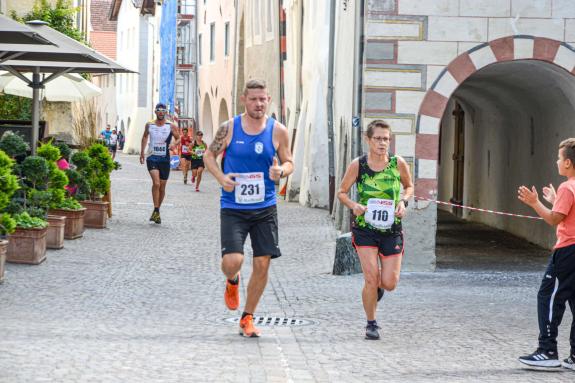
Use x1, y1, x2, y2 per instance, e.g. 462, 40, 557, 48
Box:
401, 198, 409, 207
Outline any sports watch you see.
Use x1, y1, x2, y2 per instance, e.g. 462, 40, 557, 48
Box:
401, 198, 409, 207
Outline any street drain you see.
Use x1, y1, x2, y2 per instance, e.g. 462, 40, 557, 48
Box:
224, 316, 315, 327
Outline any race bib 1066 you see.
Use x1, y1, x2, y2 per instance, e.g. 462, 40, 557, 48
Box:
152, 143, 167, 156
234, 172, 265, 204
365, 198, 395, 229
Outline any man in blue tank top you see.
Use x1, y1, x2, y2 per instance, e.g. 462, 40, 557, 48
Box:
139, 103, 180, 224
204, 79, 294, 337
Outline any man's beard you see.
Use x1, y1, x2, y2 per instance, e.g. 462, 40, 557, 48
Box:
156, 115, 165, 120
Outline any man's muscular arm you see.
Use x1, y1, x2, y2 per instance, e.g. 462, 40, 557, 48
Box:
205, 121, 237, 191
139, 123, 150, 164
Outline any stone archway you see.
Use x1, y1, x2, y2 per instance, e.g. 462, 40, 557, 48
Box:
415, 36, 575, 200
201, 94, 214, 141
413, 36, 575, 263
218, 99, 229, 125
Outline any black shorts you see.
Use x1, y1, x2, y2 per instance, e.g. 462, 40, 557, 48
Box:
146, 157, 170, 180
191, 159, 205, 170
221, 205, 281, 258
109, 145, 117, 153
352, 226, 404, 257
181, 154, 192, 162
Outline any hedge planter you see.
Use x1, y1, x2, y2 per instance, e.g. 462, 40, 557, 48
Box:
7, 227, 48, 265
47, 215, 66, 249
81, 201, 110, 229
0, 240, 7, 283
48, 208, 86, 239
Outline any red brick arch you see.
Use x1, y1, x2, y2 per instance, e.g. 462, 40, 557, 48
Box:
414, 36, 575, 200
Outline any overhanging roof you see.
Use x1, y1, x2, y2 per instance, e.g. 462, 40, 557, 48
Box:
0, 14, 53, 45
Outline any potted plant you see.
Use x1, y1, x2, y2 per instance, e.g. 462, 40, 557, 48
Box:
6, 155, 50, 264
47, 142, 87, 239
72, 143, 117, 228
0, 150, 18, 283
36, 141, 71, 249
7, 212, 48, 264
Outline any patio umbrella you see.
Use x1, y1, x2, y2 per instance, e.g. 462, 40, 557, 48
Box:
0, 71, 102, 102
0, 14, 52, 45
0, 20, 134, 154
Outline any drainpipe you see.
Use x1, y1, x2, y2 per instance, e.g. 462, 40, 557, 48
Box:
194, 0, 199, 127
231, 0, 239, 115
352, 0, 365, 159
326, 0, 336, 213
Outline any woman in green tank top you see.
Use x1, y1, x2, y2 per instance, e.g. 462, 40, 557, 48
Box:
190, 131, 207, 192
337, 119, 413, 340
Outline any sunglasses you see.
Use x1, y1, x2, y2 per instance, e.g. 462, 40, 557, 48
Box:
155, 108, 167, 113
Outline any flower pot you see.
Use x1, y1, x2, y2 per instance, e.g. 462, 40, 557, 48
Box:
7, 227, 47, 265
46, 215, 66, 249
0, 239, 7, 283
80, 200, 110, 229
48, 208, 86, 239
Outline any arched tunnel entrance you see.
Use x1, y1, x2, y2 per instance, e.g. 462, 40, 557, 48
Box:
435, 59, 575, 270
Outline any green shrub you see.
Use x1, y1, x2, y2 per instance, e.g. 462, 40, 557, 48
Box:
0, 131, 29, 158
53, 197, 83, 211
71, 143, 116, 201
54, 142, 72, 161
13, 212, 47, 229
0, 150, 18, 235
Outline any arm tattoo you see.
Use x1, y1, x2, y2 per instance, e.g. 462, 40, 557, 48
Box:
209, 122, 229, 154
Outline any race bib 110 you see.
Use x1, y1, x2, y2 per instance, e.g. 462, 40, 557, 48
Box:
365, 198, 395, 229
234, 172, 265, 204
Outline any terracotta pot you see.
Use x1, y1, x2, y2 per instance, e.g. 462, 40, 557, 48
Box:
80, 200, 110, 229
46, 215, 66, 249
0, 239, 7, 284
48, 208, 86, 239
7, 227, 47, 265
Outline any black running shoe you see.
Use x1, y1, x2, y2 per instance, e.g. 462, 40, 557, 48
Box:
562, 355, 575, 370
377, 288, 384, 302
365, 323, 380, 340
518, 349, 561, 368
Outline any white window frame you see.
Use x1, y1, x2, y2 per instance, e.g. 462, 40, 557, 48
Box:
224, 22, 230, 57
209, 23, 215, 62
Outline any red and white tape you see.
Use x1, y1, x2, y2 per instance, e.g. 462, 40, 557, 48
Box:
415, 196, 543, 221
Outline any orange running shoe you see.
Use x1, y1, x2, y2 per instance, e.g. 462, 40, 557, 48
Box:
239, 314, 261, 337
224, 275, 240, 310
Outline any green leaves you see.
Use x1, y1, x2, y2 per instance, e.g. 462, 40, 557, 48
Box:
13, 212, 47, 229
53, 197, 82, 211
71, 143, 116, 201
0, 132, 29, 158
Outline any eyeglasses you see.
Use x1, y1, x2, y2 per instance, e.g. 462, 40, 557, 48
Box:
371, 136, 390, 143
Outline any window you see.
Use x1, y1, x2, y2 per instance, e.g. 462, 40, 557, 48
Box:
224, 22, 230, 57
253, 0, 261, 42
198, 33, 202, 65
266, 1, 273, 34
210, 23, 215, 62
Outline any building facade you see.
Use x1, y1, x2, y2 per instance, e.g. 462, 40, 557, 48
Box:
197, 0, 235, 142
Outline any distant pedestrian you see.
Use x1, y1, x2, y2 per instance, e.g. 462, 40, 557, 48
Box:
108, 129, 118, 160
100, 124, 112, 145
517, 138, 575, 370
337, 119, 413, 340
117, 130, 125, 150
190, 130, 207, 192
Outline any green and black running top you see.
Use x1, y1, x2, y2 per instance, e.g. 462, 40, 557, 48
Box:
190, 142, 207, 160
355, 154, 402, 232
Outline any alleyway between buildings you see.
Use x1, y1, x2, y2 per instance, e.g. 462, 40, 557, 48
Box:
0, 154, 573, 382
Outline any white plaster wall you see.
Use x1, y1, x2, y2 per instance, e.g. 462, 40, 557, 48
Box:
115, 2, 160, 153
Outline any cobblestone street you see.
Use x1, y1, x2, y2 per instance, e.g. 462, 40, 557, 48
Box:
0, 153, 574, 383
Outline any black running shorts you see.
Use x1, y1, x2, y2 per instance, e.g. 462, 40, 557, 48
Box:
220, 205, 281, 258
181, 154, 192, 162
146, 157, 170, 180
352, 226, 404, 257
191, 159, 205, 170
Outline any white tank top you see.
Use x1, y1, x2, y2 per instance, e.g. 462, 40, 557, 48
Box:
148, 122, 172, 158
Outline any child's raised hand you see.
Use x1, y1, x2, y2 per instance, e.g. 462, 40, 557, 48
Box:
542, 183, 556, 204
518, 185, 539, 207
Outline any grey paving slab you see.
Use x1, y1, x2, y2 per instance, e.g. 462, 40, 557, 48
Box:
0, 153, 573, 382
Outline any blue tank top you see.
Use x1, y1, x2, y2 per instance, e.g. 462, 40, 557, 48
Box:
221, 115, 276, 210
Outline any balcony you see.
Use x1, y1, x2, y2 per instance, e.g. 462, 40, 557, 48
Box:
177, 0, 195, 16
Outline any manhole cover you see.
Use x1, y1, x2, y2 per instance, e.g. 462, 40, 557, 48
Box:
224, 316, 315, 327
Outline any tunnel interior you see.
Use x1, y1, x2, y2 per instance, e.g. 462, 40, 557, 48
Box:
436, 60, 575, 268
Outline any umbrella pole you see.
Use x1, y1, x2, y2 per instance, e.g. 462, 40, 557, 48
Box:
31, 67, 41, 155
